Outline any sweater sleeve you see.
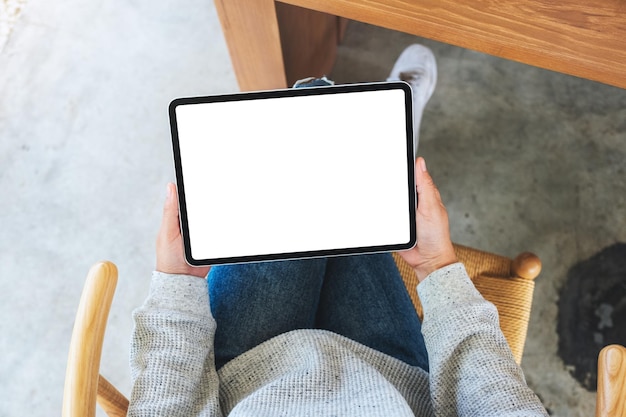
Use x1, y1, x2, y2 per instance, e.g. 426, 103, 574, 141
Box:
128, 272, 222, 417
418, 263, 548, 417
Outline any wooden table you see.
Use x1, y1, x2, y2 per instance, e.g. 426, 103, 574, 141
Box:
214, 0, 626, 92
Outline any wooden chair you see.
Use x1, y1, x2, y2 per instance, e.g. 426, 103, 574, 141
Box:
62, 255, 625, 417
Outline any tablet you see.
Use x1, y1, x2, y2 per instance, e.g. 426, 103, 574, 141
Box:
169, 81, 416, 266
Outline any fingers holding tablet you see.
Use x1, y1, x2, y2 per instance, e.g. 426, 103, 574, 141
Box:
156, 182, 211, 278
398, 157, 457, 282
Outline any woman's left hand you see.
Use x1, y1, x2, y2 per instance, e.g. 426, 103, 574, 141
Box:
155, 183, 211, 278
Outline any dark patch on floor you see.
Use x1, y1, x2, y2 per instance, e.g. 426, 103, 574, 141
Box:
557, 243, 626, 390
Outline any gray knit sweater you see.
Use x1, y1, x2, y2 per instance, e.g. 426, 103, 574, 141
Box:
128, 263, 548, 416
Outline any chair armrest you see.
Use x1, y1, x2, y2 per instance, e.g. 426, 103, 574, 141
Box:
511, 252, 542, 280
596, 344, 626, 417
62, 261, 118, 417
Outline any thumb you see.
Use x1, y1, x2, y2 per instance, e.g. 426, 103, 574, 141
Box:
414, 157, 443, 213
159, 183, 181, 240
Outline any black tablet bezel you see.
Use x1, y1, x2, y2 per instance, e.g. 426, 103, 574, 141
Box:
169, 81, 416, 266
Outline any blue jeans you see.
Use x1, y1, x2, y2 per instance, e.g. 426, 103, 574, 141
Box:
208, 253, 429, 371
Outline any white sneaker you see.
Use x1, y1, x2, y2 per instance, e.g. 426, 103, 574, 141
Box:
387, 44, 437, 156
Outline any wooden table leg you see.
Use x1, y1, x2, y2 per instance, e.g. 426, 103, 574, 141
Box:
274, 3, 342, 87
214, 0, 342, 91
214, 0, 288, 91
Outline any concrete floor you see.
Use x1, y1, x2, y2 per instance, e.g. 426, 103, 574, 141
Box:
1, 1, 624, 416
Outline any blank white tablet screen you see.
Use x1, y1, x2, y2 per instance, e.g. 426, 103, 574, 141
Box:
174, 85, 413, 263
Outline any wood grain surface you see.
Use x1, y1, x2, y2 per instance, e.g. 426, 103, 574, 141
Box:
215, 0, 288, 91
277, 0, 626, 89
275, 3, 342, 86
62, 262, 118, 417
597, 344, 626, 417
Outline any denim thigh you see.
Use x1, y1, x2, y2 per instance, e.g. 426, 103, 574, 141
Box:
315, 253, 429, 371
208, 259, 326, 369
208, 254, 428, 371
